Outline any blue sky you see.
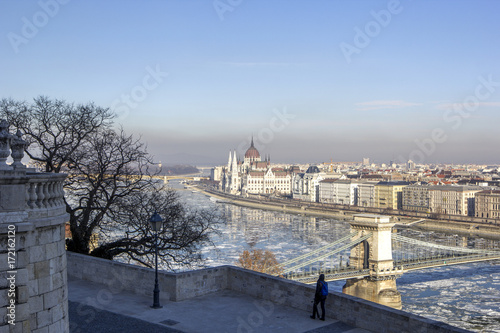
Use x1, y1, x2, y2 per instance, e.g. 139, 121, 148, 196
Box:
1, 0, 499, 165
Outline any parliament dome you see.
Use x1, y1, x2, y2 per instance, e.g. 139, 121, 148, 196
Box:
245, 139, 260, 159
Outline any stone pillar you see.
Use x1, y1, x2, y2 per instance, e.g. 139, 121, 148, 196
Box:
0, 120, 69, 332
342, 214, 402, 310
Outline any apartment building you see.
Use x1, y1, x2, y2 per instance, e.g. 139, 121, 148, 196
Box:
292, 166, 325, 202
475, 190, 500, 218
428, 185, 483, 216
318, 179, 358, 205
402, 184, 430, 213
375, 181, 410, 210
357, 181, 377, 207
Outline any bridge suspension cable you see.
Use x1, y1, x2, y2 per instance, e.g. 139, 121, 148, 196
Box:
273, 232, 357, 269
391, 234, 500, 255
281, 233, 372, 274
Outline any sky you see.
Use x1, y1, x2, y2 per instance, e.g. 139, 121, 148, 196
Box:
1, 0, 499, 166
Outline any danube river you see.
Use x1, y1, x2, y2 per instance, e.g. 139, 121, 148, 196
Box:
172, 180, 500, 332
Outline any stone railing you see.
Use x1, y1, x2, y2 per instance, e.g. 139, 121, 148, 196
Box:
0, 119, 67, 213
26, 173, 66, 210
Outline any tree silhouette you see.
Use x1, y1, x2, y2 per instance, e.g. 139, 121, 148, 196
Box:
1, 96, 219, 269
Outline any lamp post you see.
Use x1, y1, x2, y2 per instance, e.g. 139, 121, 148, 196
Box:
149, 212, 163, 309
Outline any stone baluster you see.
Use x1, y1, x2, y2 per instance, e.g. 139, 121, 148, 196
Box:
36, 181, 45, 208
58, 180, 65, 206
11, 129, 27, 169
46, 181, 54, 207
0, 119, 12, 170
43, 181, 50, 207
53, 180, 61, 206
28, 182, 38, 209
53, 181, 60, 207
52, 180, 62, 207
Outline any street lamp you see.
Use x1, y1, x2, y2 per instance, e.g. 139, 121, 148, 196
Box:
149, 212, 163, 309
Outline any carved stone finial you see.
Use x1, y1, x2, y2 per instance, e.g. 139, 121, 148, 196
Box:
0, 119, 13, 170
11, 129, 27, 169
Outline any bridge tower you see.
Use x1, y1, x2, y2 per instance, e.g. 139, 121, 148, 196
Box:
342, 214, 402, 309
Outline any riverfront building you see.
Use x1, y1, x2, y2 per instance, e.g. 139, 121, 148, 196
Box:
318, 179, 359, 205
292, 165, 325, 202
374, 181, 410, 210
402, 184, 431, 213
221, 139, 295, 196
357, 181, 377, 207
428, 185, 483, 216
475, 190, 500, 218
403, 184, 484, 216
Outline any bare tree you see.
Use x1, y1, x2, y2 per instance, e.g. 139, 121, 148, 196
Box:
1, 97, 219, 269
96, 187, 219, 269
0, 96, 114, 172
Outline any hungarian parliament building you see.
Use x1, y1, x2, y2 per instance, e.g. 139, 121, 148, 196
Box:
213, 139, 300, 197
211, 139, 325, 201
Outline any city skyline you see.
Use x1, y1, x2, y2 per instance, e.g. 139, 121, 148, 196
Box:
1, 0, 500, 165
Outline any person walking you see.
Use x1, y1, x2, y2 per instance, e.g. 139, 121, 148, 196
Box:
310, 273, 328, 320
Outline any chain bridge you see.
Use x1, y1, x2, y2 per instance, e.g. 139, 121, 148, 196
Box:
267, 214, 500, 309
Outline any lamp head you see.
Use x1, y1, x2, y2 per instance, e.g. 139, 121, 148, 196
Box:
149, 212, 163, 232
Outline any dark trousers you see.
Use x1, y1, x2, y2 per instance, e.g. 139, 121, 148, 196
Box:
312, 296, 326, 319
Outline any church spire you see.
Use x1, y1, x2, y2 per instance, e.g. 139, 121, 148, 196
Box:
227, 150, 233, 171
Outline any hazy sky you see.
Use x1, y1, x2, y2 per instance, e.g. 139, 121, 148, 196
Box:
1, 0, 499, 165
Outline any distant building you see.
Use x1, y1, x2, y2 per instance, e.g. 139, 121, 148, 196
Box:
221, 138, 293, 196
318, 179, 358, 205
211, 166, 224, 182
292, 166, 325, 202
402, 184, 431, 213
475, 190, 500, 219
375, 181, 410, 210
428, 185, 483, 216
357, 181, 378, 207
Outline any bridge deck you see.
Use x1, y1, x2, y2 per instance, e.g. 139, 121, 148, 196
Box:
287, 253, 500, 284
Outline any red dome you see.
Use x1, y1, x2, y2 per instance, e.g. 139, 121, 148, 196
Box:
245, 138, 260, 159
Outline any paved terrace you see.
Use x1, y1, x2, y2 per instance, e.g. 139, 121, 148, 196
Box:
66, 252, 470, 333
68, 277, 366, 333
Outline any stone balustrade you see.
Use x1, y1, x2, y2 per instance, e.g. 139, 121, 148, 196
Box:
0, 119, 69, 332
26, 173, 66, 210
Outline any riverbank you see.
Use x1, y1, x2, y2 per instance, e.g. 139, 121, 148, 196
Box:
193, 186, 500, 239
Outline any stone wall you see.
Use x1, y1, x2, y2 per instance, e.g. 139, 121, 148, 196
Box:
66, 252, 228, 302
67, 252, 469, 333
1, 176, 69, 333
1, 173, 69, 333
0, 121, 69, 333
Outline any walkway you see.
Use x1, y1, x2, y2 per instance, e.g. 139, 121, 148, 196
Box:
68, 277, 370, 333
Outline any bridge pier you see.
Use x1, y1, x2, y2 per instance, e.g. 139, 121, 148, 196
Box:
342, 214, 402, 310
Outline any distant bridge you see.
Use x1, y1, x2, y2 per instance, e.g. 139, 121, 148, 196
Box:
271, 216, 500, 284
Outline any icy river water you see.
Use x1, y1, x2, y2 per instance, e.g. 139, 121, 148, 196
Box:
172, 180, 500, 332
